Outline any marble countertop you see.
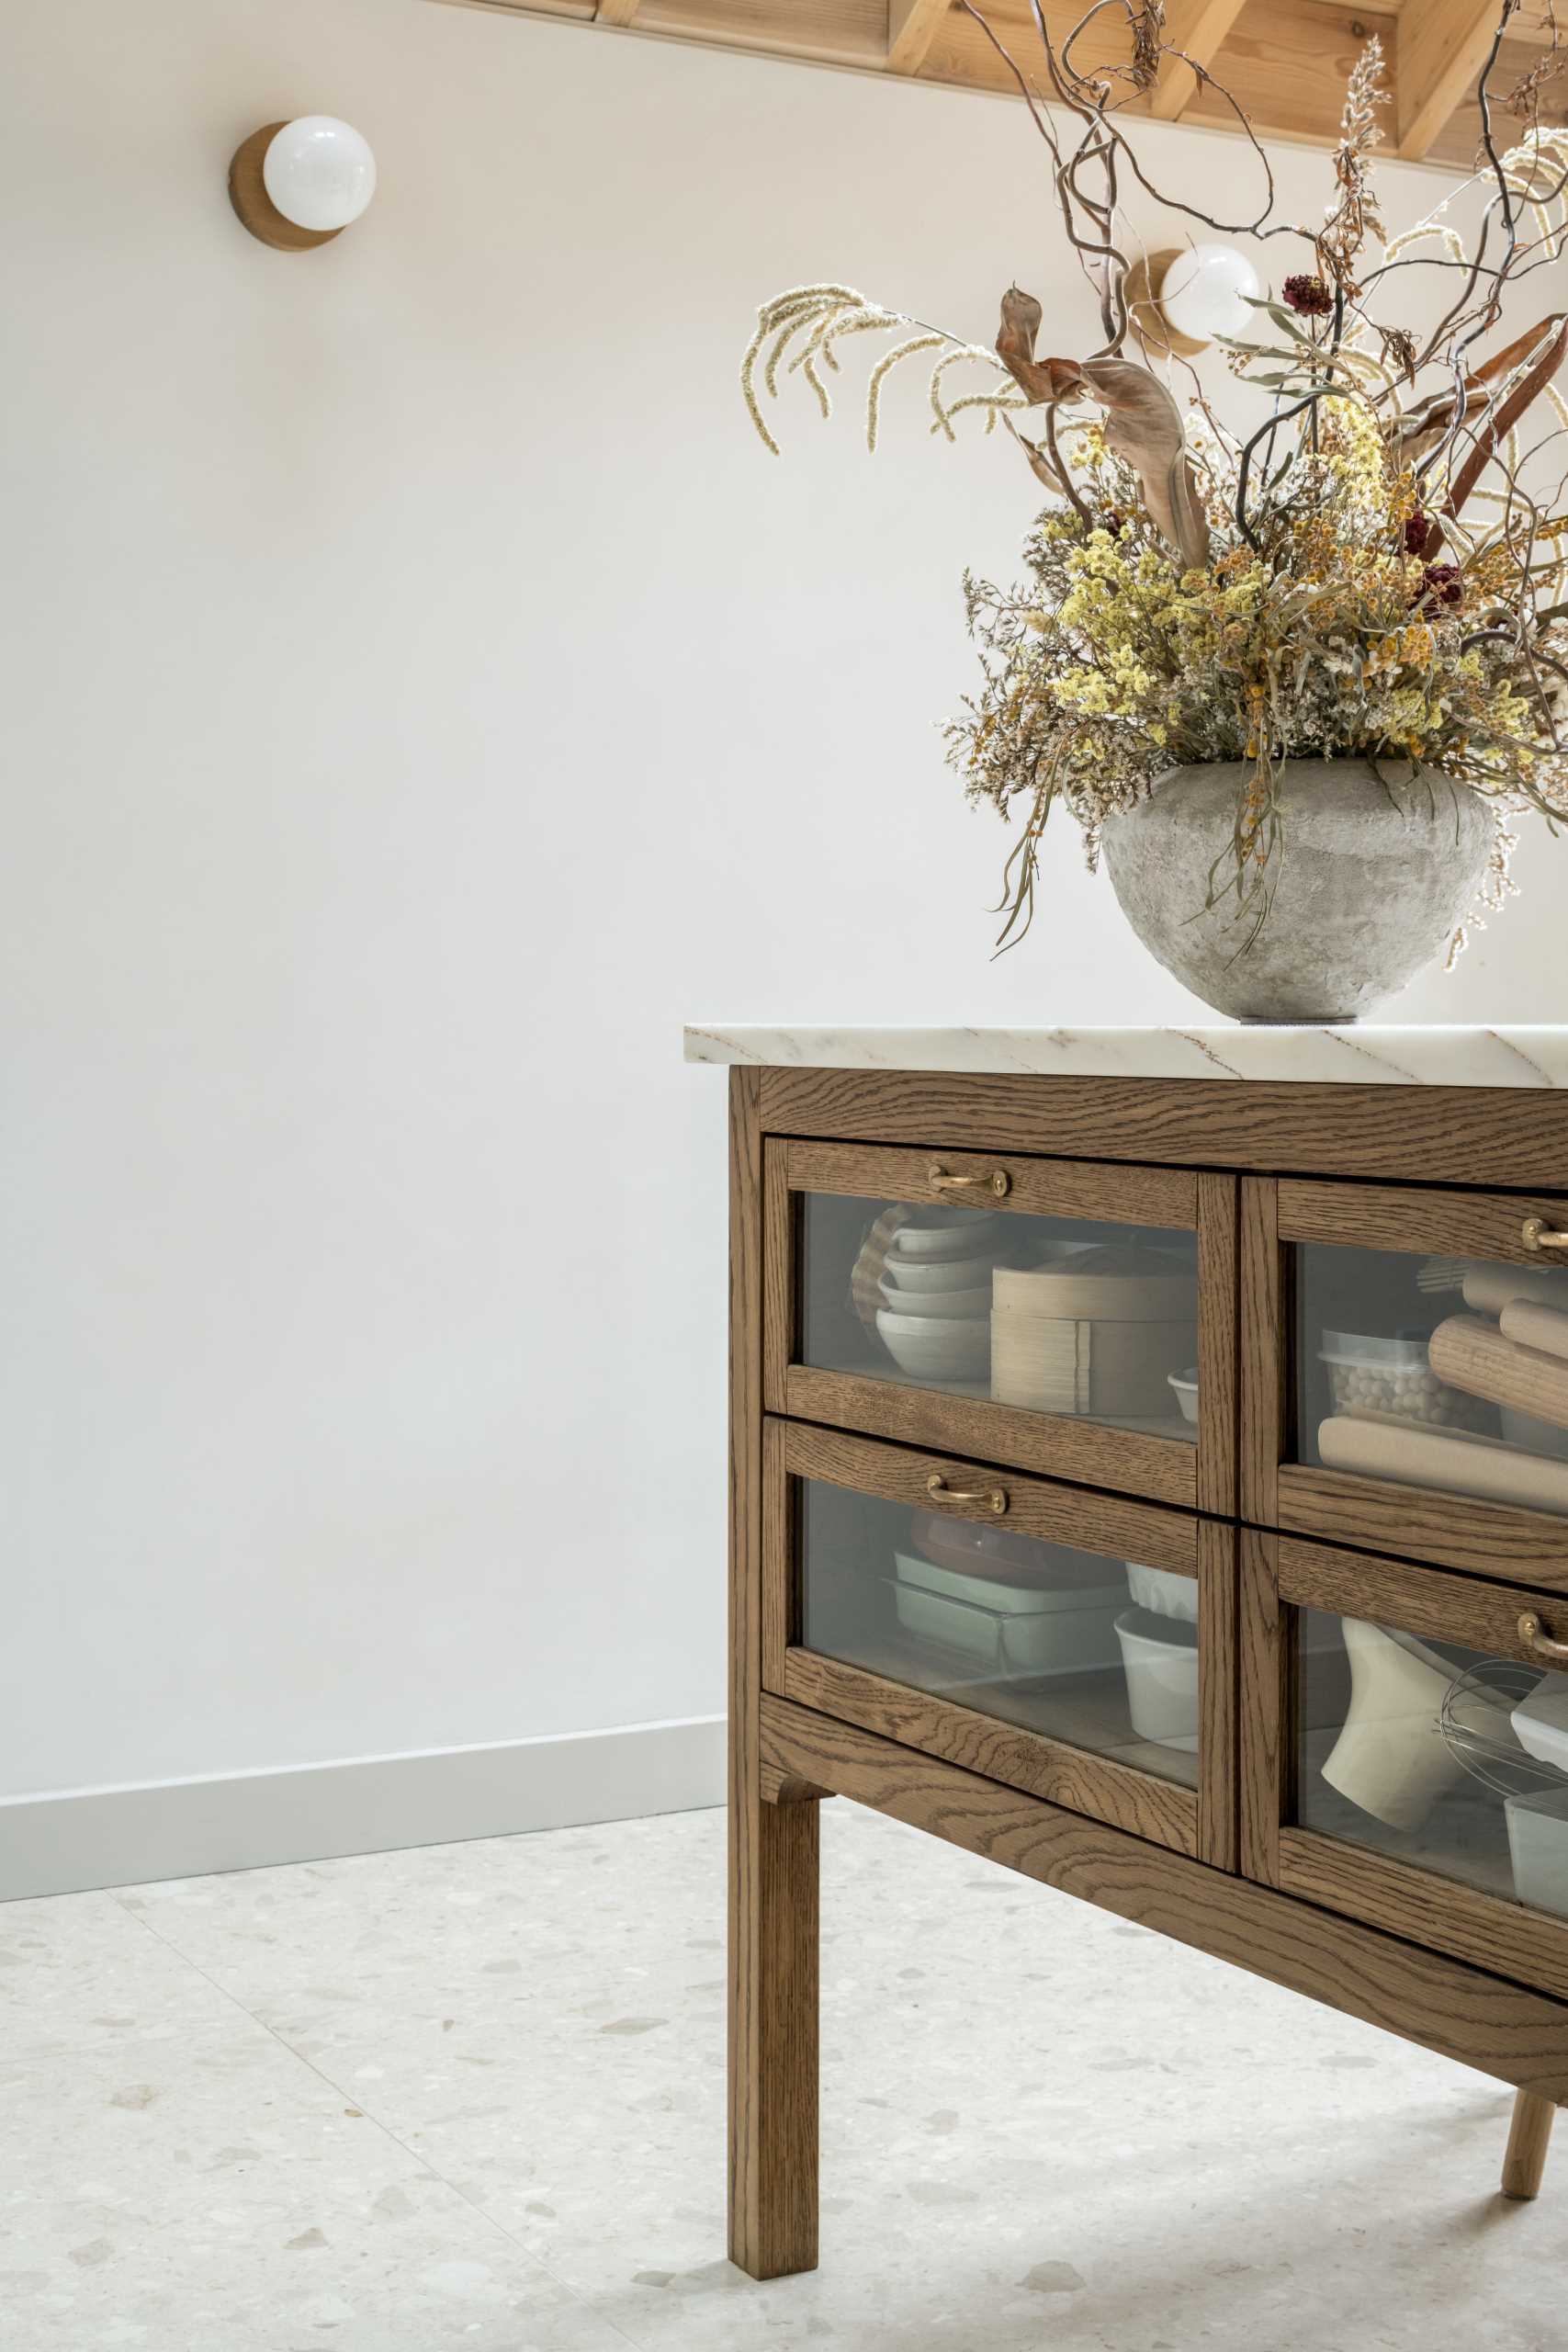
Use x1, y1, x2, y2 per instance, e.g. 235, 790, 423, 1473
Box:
683, 1024, 1568, 1089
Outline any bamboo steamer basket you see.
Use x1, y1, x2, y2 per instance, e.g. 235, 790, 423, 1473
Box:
990, 1250, 1197, 1419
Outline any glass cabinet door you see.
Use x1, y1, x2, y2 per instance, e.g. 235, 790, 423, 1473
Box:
1244, 1532, 1568, 2003
766, 1419, 1234, 1863
1246, 1179, 1568, 1581
769, 1141, 1234, 1514
1297, 1241, 1568, 1512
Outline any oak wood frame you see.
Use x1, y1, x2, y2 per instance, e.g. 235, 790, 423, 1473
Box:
764, 1135, 1236, 1515
763, 1418, 1237, 1866
761, 1690, 1568, 2105
1240, 1530, 1568, 2007
1240, 1173, 1568, 1588
729, 1071, 818, 2280
757, 1067, 1568, 1188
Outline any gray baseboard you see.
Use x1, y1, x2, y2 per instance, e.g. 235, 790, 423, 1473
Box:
0, 1715, 726, 1901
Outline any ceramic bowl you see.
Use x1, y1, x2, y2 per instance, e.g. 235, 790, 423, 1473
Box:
878, 1278, 991, 1320
1125, 1562, 1199, 1623
874, 1308, 989, 1382
889, 1213, 1002, 1261
881, 1254, 999, 1295
1168, 1367, 1199, 1425
1114, 1606, 1200, 1751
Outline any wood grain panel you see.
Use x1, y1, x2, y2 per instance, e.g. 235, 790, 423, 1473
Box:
1239, 1176, 1284, 1528
1277, 1464, 1568, 1592
1429, 32, 1568, 171
761, 1415, 792, 1693
1183, 0, 1399, 146
728, 1069, 818, 2281
1277, 1535, 1568, 1662
1280, 1829, 1568, 2009
1397, 0, 1505, 157
782, 1364, 1200, 1511
759, 1692, 1568, 2099
637, 0, 888, 64
1279, 1177, 1568, 1263
785, 1137, 1196, 1227
1196, 1170, 1239, 1517
778, 1418, 1199, 1569
761, 1138, 792, 1417
1238, 1525, 1286, 1886
886, 0, 951, 73
1198, 1517, 1239, 1871
1147, 0, 1252, 119
442, 0, 1529, 159
757, 1069, 1568, 1189
913, 0, 1132, 97
782, 1647, 1201, 1854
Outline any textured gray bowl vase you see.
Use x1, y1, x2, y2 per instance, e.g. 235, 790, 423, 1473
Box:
1100, 760, 1493, 1022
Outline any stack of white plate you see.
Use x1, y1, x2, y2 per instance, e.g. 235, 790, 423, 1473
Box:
875, 1210, 1008, 1381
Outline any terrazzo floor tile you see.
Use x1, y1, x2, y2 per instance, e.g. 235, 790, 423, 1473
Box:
6, 1799, 1568, 2350
0, 2009, 637, 2350
0, 1890, 243, 2063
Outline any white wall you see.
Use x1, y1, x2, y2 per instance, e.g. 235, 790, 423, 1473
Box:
4, 0, 1538, 1822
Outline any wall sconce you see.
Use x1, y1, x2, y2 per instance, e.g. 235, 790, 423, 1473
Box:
229, 117, 377, 252
1125, 243, 1263, 357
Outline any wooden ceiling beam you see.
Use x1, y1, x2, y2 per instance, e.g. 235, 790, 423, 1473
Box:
1396, 0, 1506, 159
886, 0, 950, 74
596, 0, 643, 20
1146, 0, 1252, 120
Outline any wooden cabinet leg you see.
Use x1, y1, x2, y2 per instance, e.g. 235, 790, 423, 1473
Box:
728, 1780, 819, 2278
728, 1066, 819, 2281
1502, 2090, 1557, 2200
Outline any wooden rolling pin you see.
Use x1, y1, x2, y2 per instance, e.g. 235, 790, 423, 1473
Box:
1318, 1414, 1568, 1514
1429, 1313, 1568, 1434
1461, 1263, 1568, 1317
1500, 1298, 1568, 1366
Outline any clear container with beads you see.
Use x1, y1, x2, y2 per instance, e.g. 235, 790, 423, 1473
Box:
1319, 1329, 1497, 1436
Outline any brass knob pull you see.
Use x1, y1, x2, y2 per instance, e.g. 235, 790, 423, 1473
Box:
1522, 1217, 1568, 1252
926, 1472, 1008, 1515
1519, 1611, 1568, 1663
928, 1162, 1010, 1199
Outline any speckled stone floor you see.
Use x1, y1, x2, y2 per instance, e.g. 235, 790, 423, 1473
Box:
3, 1799, 1564, 2350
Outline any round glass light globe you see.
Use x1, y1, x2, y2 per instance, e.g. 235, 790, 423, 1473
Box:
263, 117, 377, 233
1158, 243, 1262, 345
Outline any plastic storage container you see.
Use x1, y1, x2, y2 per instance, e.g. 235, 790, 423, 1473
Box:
892, 1552, 1123, 1677
1318, 1329, 1495, 1435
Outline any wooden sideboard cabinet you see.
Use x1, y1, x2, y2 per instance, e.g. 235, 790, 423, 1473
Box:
691, 1028, 1568, 2280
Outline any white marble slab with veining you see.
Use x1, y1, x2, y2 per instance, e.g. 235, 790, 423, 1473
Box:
683, 1024, 1568, 1089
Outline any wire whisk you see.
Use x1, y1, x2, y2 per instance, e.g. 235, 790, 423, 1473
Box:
1439, 1657, 1568, 1800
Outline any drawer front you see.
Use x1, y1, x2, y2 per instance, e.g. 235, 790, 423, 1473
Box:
766, 1138, 1236, 1513
1241, 1530, 1568, 2001
1242, 1175, 1568, 1587
764, 1419, 1235, 1866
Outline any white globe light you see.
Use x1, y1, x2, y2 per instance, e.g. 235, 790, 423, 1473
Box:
1159, 243, 1263, 345
262, 117, 377, 233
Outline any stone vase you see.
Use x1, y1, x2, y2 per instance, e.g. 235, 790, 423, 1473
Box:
1100, 759, 1493, 1022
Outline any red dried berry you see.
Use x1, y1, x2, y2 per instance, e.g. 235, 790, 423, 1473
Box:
1283, 273, 1334, 318
1404, 511, 1433, 557
1421, 562, 1463, 608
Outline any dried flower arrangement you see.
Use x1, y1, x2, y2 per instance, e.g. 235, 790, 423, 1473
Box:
740, 3, 1568, 966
